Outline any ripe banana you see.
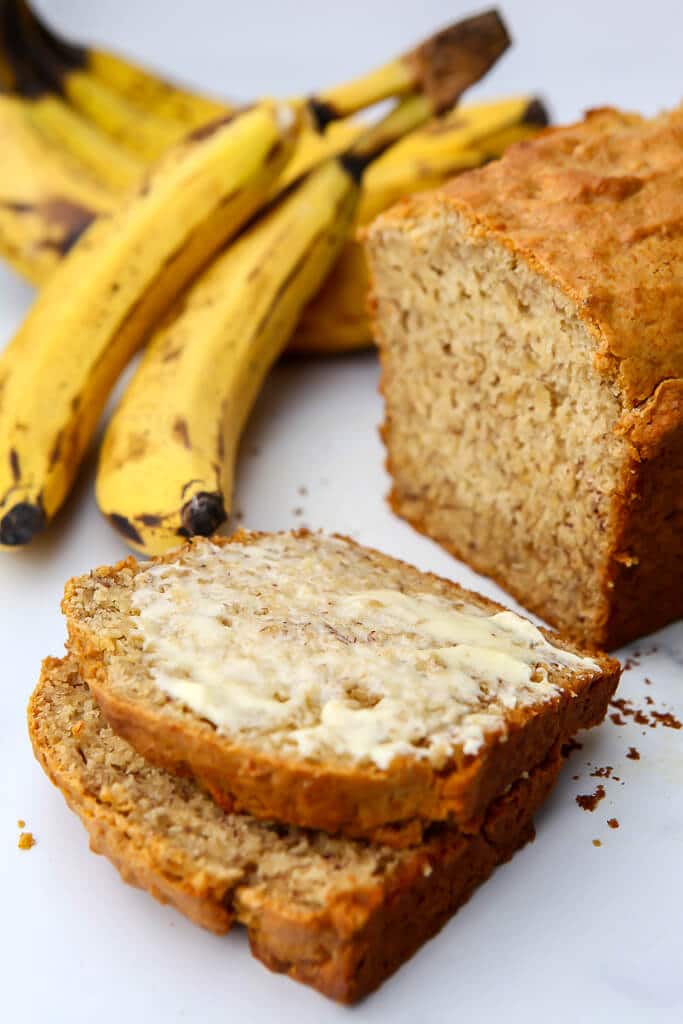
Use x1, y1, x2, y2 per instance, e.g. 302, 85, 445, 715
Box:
6, 1, 192, 161
291, 96, 548, 353
0, 92, 114, 284
0, 102, 299, 547
95, 101, 443, 555
14, 0, 229, 130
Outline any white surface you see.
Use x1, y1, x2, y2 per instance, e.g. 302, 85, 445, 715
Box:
3, 2, 683, 1021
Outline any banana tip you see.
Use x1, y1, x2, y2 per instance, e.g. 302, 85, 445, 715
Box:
0, 502, 46, 546
181, 491, 226, 538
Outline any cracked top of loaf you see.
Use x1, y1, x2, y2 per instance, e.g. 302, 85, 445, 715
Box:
368, 105, 683, 407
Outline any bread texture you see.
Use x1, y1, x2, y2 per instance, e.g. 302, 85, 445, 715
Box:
366, 106, 683, 649
62, 530, 619, 843
29, 656, 561, 1004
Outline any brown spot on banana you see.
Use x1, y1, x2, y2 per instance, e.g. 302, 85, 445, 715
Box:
172, 416, 191, 449
108, 512, 143, 545
0, 196, 96, 255
39, 198, 95, 254
47, 430, 63, 470
9, 447, 20, 482
185, 112, 237, 144
137, 513, 163, 527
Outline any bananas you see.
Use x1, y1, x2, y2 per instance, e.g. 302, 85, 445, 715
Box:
97, 156, 361, 553
0, 6, 531, 552
0, 102, 299, 546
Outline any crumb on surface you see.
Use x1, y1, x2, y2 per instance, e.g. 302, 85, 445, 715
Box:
607, 818, 619, 829
626, 746, 640, 760
576, 784, 606, 812
18, 832, 36, 850
17, 819, 25, 828
592, 839, 602, 848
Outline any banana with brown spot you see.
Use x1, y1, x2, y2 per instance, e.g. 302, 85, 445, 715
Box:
95, 103, 439, 554
0, 102, 300, 548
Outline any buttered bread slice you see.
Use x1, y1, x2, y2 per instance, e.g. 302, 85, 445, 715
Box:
63, 531, 619, 841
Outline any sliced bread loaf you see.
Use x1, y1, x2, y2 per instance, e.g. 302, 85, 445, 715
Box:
63, 530, 619, 842
29, 655, 561, 1003
365, 106, 683, 649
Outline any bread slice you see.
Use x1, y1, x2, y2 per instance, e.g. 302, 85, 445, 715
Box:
365, 106, 683, 650
29, 655, 562, 1003
62, 531, 619, 842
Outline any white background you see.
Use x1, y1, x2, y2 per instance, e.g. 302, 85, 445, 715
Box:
2, 2, 683, 1022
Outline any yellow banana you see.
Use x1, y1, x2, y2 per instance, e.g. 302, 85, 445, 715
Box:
95, 100, 443, 555
16, 0, 229, 129
0, 102, 299, 547
0, 92, 114, 284
96, 160, 358, 553
291, 96, 548, 353
7, 1, 192, 161
0, 8, 145, 192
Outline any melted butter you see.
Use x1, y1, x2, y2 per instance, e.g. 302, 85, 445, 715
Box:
130, 537, 599, 769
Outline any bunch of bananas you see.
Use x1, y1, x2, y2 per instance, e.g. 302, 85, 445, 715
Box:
0, 2, 547, 555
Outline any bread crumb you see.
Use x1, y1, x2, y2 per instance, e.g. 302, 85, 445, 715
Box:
18, 831, 36, 850
626, 746, 640, 760
576, 784, 606, 812
607, 818, 619, 829
592, 839, 602, 848
17, 819, 25, 828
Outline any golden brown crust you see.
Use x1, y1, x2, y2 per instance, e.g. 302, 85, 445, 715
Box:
63, 531, 619, 845
29, 656, 559, 1003
369, 106, 683, 407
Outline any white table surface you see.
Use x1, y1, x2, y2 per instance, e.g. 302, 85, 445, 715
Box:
2, 2, 683, 1021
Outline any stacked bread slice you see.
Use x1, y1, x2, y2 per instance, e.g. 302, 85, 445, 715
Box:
30, 530, 620, 1002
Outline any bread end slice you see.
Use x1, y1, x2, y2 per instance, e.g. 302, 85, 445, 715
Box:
29, 655, 561, 1003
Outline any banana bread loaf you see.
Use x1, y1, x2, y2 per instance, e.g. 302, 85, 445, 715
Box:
366, 106, 683, 649
62, 530, 618, 843
29, 655, 561, 1003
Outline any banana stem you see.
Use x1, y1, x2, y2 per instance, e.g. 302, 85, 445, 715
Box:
312, 9, 509, 121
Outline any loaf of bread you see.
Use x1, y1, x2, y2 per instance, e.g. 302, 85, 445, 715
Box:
29, 656, 562, 1003
366, 106, 683, 649
62, 530, 618, 843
